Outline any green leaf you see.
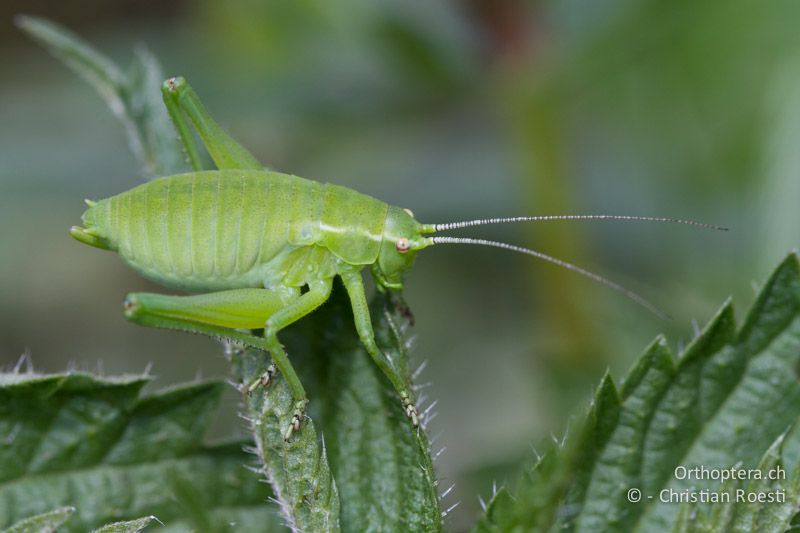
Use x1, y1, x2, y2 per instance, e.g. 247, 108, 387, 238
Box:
0, 373, 280, 532
670, 433, 800, 533
16, 15, 188, 178
233, 350, 341, 533
1, 506, 74, 532
306, 289, 441, 532
91, 515, 156, 533
232, 285, 442, 532
472, 489, 515, 533
727, 435, 800, 532
475, 252, 800, 532
5, 510, 158, 533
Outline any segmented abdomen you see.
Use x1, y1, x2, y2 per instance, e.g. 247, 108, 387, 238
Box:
98, 170, 322, 289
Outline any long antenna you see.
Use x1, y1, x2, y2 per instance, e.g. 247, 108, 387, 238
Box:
431, 236, 669, 319
433, 215, 728, 232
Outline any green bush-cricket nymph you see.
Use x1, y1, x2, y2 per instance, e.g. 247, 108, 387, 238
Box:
71, 77, 726, 440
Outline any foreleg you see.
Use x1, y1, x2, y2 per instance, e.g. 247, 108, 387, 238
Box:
339, 270, 419, 427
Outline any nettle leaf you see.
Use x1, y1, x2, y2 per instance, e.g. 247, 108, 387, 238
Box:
233, 351, 341, 533
3, 509, 157, 533
671, 433, 800, 533
16, 15, 188, 178
232, 285, 441, 533
0, 373, 279, 532
473, 489, 515, 533
1, 506, 74, 533
476, 252, 800, 532
91, 515, 157, 533
298, 288, 441, 532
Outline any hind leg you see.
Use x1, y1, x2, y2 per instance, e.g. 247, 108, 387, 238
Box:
123, 287, 315, 438
161, 76, 262, 171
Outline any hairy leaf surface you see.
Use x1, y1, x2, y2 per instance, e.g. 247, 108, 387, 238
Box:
1, 506, 74, 533
232, 286, 441, 532
233, 350, 341, 533
288, 287, 441, 532
3, 509, 157, 533
476, 253, 800, 532
91, 516, 157, 533
671, 434, 800, 532
0, 373, 279, 532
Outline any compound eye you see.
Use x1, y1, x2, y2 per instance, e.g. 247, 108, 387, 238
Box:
396, 238, 411, 253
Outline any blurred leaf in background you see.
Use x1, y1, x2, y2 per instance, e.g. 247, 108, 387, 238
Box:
16, 15, 188, 178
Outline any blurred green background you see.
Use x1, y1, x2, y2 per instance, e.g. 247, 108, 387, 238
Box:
1, 0, 798, 528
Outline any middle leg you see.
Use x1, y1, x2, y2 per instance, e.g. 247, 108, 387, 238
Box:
261, 277, 334, 439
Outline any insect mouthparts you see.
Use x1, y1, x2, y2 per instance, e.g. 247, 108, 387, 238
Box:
122, 296, 138, 313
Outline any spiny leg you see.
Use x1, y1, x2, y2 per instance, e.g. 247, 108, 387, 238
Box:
262, 278, 334, 440
247, 362, 278, 393
339, 270, 419, 427
122, 288, 313, 436
161, 78, 203, 171
161, 76, 262, 171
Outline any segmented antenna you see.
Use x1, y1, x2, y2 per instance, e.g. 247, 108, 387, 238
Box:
431, 236, 669, 319
433, 215, 728, 232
